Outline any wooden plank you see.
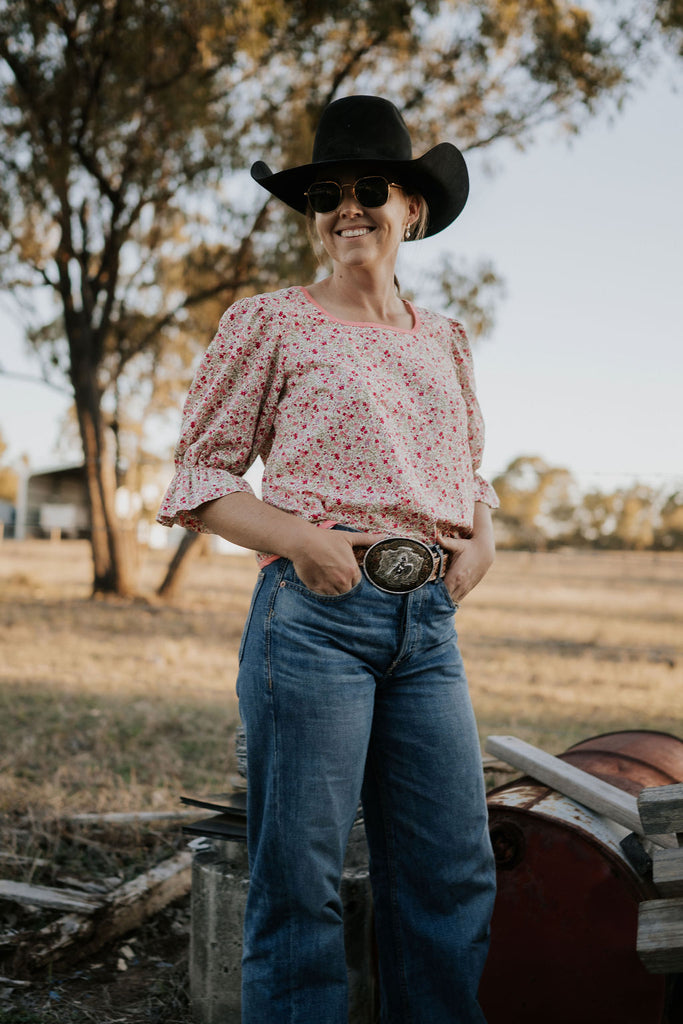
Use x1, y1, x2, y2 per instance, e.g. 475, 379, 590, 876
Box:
481, 754, 516, 774
29, 912, 90, 962
638, 784, 683, 837
67, 809, 200, 825
653, 848, 683, 897
637, 896, 683, 973
29, 849, 192, 966
100, 849, 191, 922
485, 735, 642, 830
0, 880, 102, 915
485, 735, 677, 847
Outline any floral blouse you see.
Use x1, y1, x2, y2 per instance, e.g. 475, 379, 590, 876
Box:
157, 286, 498, 547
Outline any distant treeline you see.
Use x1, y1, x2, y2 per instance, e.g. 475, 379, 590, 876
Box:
492, 456, 683, 552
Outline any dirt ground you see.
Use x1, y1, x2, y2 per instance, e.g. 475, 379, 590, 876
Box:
1, 540, 682, 1022
1, 898, 192, 1023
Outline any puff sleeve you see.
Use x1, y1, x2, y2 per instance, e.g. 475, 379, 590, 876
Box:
450, 321, 499, 510
157, 296, 285, 533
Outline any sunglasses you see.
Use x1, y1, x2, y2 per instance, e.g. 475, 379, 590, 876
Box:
305, 176, 405, 214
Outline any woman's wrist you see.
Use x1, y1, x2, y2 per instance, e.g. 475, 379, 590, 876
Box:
198, 492, 312, 558
279, 518, 325, 563
470, 502, 495, 559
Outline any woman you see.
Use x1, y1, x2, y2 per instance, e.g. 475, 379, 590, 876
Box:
159, 95, 497, 1024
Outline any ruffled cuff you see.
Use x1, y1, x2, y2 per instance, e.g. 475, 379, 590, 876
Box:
157, 465, 254, 533
473, 473, 499, 510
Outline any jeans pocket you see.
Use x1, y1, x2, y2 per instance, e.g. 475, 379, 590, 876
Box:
286, 560, 364, 602
436, 578, 459, 612
288, 573, 364, 602
238, 571, 265, 663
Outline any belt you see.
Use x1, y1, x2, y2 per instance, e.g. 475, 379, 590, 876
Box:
354, 537, 449, 595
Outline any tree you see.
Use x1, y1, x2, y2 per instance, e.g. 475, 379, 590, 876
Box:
0, 430, 19, 504
492, 454, 578, 548
493, 466, 679, 551
1, 0, 678, 594
571, 483, 667, 549
572, 488, 622, 547
656, 490, 683, 549
612, 483, 660, 549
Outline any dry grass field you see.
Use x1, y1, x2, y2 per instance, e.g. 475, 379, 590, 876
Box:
1, 539, 682, 1021
2, 539, 682, 815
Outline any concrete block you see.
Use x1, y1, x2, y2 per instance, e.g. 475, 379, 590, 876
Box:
190, 825, 377, 1023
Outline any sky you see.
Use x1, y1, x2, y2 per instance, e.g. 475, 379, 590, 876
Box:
1, 62, 682, 497
417, 63, 683, 494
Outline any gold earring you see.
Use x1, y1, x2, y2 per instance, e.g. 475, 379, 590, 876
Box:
404, 226, 411, 240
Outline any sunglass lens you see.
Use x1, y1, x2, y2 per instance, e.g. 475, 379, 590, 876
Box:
307, 183, 340, 213
354, 177, 389, 207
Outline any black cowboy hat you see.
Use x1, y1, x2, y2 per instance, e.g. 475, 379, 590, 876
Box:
250, 95, 468, 238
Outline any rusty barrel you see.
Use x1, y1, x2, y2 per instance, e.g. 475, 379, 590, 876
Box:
479, 730, 683, 1024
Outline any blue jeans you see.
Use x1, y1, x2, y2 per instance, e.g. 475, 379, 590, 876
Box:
237, 553, 495, 1024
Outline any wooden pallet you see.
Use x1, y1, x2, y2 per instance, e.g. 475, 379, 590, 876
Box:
636, 783, 683, 974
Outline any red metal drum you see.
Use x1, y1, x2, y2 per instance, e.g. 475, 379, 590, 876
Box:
479, 731, 683, 1024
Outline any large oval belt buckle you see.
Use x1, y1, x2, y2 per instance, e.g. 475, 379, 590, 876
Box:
362, 537, 434, 594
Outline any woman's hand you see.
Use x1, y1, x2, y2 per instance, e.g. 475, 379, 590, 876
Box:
198, 493, 386, 595
438, 503, 495, 605
289, 527, 388, 595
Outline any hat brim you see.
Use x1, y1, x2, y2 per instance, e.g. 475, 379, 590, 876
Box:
250, 143, 468, 238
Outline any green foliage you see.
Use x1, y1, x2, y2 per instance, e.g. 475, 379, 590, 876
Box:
655, 0, 683, 53
493, 454, 578, 549
433, 256, 505, 339
493, 454, 683, 550
652, 488, 683, 549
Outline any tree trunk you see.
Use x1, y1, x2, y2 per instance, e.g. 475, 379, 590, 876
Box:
156, 528, 203, 601
75, 385, 137, 597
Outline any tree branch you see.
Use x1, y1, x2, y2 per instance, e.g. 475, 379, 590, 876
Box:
324, 29, 389, 104
123, 199, 272, 361
0, 365, 72, 395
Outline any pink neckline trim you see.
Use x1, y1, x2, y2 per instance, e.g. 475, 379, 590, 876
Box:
299, 287, 419, 334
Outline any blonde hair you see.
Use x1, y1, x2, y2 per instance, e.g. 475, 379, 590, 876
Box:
407, 193, 429, 240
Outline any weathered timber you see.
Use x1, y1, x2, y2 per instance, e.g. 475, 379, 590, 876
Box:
637, 896, 683, 973
0, 881, 102, 915
54, 875, 114, 894
652, 848, 683, 897
0, 852, 50, 868
29, 912, 90, 962
638, 783, 683, 838
68, 809, 200, 825
28, 850, 192, 966
481, 753, 516, 774
485, 735, 677, 847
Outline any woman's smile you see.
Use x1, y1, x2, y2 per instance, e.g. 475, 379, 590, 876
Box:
337, 225, 376, 238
